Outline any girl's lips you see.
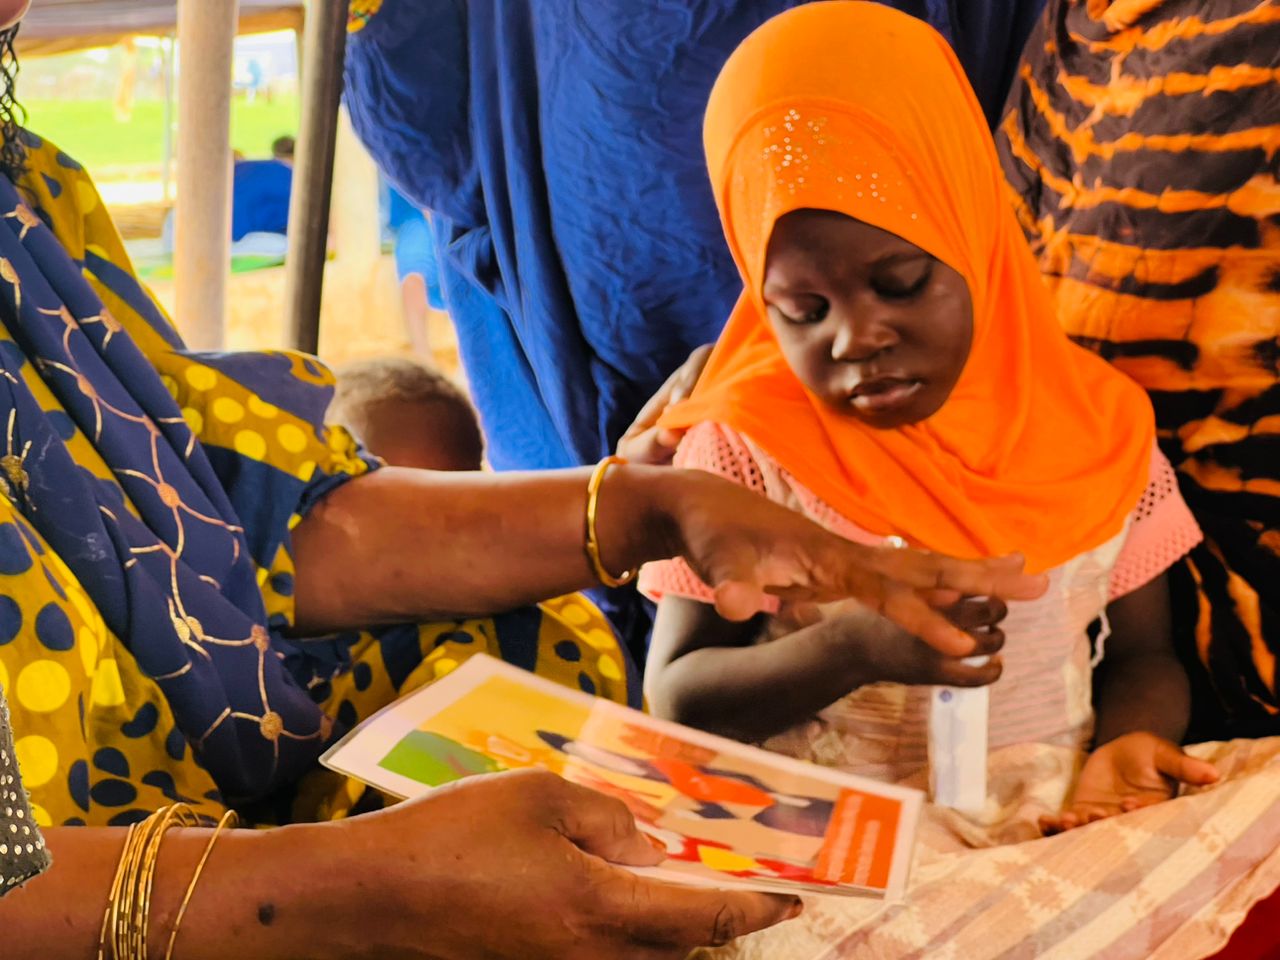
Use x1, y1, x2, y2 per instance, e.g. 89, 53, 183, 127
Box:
848, 378, 922, 414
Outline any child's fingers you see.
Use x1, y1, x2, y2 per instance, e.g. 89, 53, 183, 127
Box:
1070, 802, 1120, 826
946, 596, 1009, 632
1152, 741, 1221, 786
656, 427, 686, 448
1117, 792, 1166, 813
777, 601, 822, 627
616, 425, 685, 465
1038, 812, 1077, 835
969, 626, 1005, 657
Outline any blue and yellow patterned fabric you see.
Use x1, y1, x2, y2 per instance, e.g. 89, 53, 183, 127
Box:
0, 133, 634, 829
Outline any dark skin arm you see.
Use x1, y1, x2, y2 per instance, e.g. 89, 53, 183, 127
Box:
290, 464, 1046, 650
646, 594, 1006, 743
2, 772, 804, 960
1041, 573, 1220, 834
1091, 572, 1189, 746
2, 473, 1047, 955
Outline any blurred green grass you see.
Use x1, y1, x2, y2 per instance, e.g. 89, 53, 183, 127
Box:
20, 95, 300, 174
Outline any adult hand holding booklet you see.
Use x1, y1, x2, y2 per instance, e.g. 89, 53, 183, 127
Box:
323, 655, 921, 900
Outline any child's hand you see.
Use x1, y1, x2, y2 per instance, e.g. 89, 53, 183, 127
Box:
616, 345, 713, 464
1039, 732, 1219, 835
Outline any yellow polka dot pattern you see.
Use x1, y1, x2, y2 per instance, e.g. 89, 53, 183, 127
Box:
158, 348, 372, 481
15, 660, 71, 713
258, 541, 299, 630
234, 430, 267, 460
312, 594, 632, 819
184, 365, 218, 393
276, 423, 309, 454
14, 735, 57, 788
247, 396, 279, 419
536, 595, 631, 705
0, 493, 222, 826
212, 396, 245, 424
0, 134, 635, 829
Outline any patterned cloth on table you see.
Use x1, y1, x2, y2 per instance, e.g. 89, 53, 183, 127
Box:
697, 738, 1280, 960
0, 133, 634, 830
996, 0, 1280, 740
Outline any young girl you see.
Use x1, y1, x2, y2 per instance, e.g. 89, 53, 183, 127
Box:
640, 0, 1217, 831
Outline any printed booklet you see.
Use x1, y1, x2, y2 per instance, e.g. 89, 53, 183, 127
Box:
322, 654, 922, 900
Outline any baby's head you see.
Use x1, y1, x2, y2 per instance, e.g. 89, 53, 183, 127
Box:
332, 357, 484, 471
761, 209, 973, 430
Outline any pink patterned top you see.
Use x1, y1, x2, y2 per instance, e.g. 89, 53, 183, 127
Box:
640, 422, 1203, 780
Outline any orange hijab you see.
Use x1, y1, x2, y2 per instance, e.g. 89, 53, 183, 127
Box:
661, 1, 1154, 573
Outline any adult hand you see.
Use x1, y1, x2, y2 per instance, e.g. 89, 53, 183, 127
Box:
1039, 732, 1219, 835
656, 469, 1048, 656
342, 769, 800, 959
617, 345, 713, 464
830, 596, 1007, 688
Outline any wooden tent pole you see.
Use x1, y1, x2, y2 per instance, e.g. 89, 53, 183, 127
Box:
161, 34, 175, 204
174, 0, 238, 351
283, 0, 351, 355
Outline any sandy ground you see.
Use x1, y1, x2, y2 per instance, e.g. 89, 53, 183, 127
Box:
122, 111, 463, 380
145, 253, 461, 377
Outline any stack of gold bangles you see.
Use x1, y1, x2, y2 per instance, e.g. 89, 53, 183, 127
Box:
98, 803, 238, 960
585, 455, 639, 588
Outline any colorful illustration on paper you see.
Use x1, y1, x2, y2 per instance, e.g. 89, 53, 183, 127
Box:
338, 658, 916, 897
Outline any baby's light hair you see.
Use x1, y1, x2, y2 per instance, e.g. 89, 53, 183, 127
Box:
332, 357, 483, 458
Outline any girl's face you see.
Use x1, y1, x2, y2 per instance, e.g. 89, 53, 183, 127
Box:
0, 1, 29, 30
762, 209, 973, 429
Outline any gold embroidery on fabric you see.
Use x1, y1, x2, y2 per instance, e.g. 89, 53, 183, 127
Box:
4, 204, 40, 241
1, 258, 21, 310
0, 409, 31, 502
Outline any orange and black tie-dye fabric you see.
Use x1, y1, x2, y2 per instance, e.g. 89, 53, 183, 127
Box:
997, 0, 1279, 737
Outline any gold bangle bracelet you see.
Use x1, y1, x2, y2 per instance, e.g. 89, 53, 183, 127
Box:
585, 455, 638, 588
99, 820, 141, 960
97, 803, 211, 960
164, 809, 239, 960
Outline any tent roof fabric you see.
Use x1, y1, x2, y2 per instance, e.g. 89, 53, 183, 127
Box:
18, 1, 303, 56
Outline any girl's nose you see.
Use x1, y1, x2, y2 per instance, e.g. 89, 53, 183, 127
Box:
829, 310, 898, 362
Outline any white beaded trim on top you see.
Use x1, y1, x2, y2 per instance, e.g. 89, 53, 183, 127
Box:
728, 105, 923, 267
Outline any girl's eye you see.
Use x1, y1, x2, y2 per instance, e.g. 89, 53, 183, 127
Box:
874, 260, 934, 301
776, 299, 829, 325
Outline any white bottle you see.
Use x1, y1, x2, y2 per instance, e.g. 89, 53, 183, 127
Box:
884, 536, 989, 813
